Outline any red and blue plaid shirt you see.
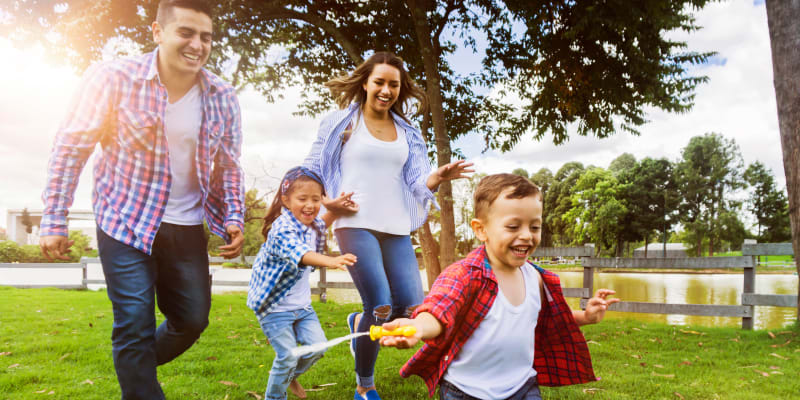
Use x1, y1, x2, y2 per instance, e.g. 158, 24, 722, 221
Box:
41, 49, 244, 254
401, 245, 596, 396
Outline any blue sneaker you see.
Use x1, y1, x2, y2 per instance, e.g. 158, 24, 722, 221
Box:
347, 312, 359, 357
354, 389, 381, 400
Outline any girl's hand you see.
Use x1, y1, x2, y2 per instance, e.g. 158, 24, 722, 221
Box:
378, 318, 422, 348
427, 160, 475, 190
322, 192, 359, 215
584, 289, 620, 324
328, 253, 357, 270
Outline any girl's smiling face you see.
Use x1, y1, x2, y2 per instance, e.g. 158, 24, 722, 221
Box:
281, 179, 324, 227
362, 63, 401, 116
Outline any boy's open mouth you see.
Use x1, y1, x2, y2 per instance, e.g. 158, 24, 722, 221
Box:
511, 246, 530, 258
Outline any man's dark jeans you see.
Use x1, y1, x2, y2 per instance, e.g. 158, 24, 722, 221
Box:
97, 223, 210, 400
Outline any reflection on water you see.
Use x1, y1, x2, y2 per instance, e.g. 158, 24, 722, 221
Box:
322, 270, 798, 330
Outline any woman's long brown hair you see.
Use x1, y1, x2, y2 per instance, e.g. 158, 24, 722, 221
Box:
324, 51, 429, 122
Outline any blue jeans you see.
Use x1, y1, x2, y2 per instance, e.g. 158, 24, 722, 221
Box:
96, 224, 211, 400
439, 376, 542, 400
335, 228, 424, 388
259, 307, 327, 400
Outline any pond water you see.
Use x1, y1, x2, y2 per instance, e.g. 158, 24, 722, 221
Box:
3, 266, 796, 330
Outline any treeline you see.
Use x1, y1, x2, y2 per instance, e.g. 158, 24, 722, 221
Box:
512, 132, 789, 257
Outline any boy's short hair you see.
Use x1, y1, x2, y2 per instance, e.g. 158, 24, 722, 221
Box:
473, 173, 541, 219
157, 0, 213, 25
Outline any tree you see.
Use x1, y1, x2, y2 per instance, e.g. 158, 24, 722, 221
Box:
563, 167, 628, 256
619, 157, 678, 257
529, 167, 555, 247
511, 168, 530, 179
765, 0, 800, 320
608, 153, 636, 178
743, 161, 790, 243
3, 0, 715, 277
547, 162, 585, 246
675, 133, 743, 256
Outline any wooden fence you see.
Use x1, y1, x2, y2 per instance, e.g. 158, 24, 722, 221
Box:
3, 244, 796, 330
576, 243, 797, 330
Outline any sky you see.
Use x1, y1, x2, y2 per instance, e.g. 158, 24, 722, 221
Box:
0, 0, 784, 230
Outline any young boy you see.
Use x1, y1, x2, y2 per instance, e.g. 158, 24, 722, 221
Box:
380, 173, 619, 399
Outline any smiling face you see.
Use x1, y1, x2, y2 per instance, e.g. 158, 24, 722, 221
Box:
281, 179, 324, 227
152, 6, 212, 80
362, 63, 401, 117
471, 189, 543, 272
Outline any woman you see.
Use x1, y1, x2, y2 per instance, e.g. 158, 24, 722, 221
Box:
303, 51, 472, 400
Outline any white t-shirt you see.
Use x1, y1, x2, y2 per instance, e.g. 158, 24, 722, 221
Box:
162, 84, 204, 225
270, 228, 316, 312
442, 263, 541, 399
334, 114, 411, 234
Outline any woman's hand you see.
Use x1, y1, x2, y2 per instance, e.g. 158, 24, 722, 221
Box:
427, 160, 475, 190
322, 192, 360, 215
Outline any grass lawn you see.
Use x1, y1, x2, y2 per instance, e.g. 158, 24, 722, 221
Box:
2, 287, 799, 399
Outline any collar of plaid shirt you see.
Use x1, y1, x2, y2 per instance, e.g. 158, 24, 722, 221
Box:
400, 245, 597, 396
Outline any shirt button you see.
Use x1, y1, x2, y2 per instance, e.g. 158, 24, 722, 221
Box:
444, 356, 448, 361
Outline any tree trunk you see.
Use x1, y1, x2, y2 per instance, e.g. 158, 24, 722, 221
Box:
406, 0, 457, 268
644, 233, 649, 259
765, 0, 800, 320
418, 221, 441, 291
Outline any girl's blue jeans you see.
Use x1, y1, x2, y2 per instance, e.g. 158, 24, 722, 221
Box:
335, 228, 425, 388
259, 307, 327, 400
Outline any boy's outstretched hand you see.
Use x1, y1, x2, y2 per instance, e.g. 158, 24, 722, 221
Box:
582, 289, 620, 325
378, 318, 423, 349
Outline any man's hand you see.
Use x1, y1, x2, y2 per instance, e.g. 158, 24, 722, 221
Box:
40, 235, 74, 261
218, 225, 244, 259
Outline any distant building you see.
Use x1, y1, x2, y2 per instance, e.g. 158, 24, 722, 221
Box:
633, 243, 688, 258
5, 209, 96, 248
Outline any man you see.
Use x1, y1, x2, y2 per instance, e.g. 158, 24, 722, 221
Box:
39, 1, 244, 398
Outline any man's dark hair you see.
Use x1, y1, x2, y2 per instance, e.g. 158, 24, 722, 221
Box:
156, 0, 213, 26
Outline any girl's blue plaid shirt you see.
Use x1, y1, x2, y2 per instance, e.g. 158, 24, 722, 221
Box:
247, 208, 326, 319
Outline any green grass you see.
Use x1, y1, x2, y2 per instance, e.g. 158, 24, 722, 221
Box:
2, 287, 799, 399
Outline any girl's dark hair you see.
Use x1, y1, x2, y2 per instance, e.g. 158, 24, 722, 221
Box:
325, 51, 429, 122
261, 175, 322, 240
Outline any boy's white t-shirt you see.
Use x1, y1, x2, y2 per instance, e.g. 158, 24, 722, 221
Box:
333, 114, 411, 235
162, 84, 204, 225
270, 228, 316, 312
442, 263, 541, 399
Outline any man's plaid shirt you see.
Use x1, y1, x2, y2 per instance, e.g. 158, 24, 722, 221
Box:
247, 209, 326, 319
401, 245, 597, 396
41, 49, 244, 254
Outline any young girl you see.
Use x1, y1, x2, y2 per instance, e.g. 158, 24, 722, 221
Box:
247, 166, 358, 400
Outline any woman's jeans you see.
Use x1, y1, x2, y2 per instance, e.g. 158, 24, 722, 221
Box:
335, 228, 425, 388
96, 224, 211, 400
259, 307, 327, 400
439, 376, 542, 400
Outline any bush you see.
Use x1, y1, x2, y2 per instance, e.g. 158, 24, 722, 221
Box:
0, 241, 25, 262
